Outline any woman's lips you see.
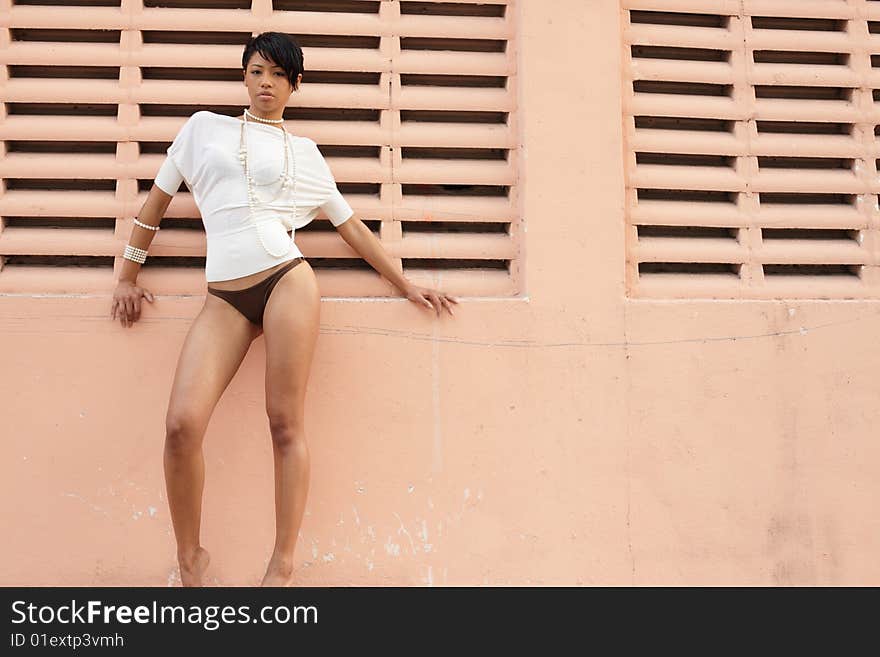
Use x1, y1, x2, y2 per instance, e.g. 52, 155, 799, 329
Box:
258, 93, 273, 99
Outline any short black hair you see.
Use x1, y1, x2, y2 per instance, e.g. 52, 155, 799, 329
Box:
241, 32, 304, 91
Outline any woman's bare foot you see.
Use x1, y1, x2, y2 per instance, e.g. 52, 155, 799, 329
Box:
261, 555, 295, 587
178, 547, 210, 587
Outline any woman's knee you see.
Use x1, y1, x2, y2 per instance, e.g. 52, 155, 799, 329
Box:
165, 411, 207, 452
266, 412, 306, 449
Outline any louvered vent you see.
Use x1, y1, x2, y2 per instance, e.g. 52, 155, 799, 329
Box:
0, 0, 520, 296
623, 2, 880, 299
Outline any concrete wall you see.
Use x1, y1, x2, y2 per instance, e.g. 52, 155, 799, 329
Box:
1, 0, 877, 585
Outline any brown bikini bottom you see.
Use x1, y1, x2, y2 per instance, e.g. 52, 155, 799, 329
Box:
206, 257, 305, 326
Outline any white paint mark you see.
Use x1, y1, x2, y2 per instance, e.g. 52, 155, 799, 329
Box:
424, 544, 433, 552
338, 512, 345, 526
788, 308, 796, 317
148, 506, 157, 517
476, 489, 483, 502
384, 537, 401, 556
366, 560, 374, 571
367, 525, 375, 541
464, 488, 470, 502
408, 484, 414, 493
63, 492, 109, 517
355, 481, 366, 494
322, 553, 335, 562
352, 506, 361, 526
800, 326, 808, 335
427, 565, 433, 586
419, 519, 429, 543
393, 512, 417, 554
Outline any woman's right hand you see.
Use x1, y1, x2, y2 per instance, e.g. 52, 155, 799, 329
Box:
111, 280, 154, 328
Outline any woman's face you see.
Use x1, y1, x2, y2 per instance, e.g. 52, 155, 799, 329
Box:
242, 52, 301, 113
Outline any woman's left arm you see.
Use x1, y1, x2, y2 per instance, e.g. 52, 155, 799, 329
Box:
335, 217, 458, 317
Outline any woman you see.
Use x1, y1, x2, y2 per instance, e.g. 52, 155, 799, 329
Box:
110, 32, 458, 587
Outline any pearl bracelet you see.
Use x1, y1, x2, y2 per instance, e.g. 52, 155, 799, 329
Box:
134, 218, 160, 231
124, 244, 148, 264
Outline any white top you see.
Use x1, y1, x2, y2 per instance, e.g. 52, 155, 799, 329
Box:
153, 110, 354, 282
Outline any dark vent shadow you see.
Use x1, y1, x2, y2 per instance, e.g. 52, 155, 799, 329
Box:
11, 28, 120, 42
16, 0, 121, 5
634, 116, 734, 132
757, 156, 853, 170
6, 179, 117, 191
639, 262, 741, 275
633, 80, 732, 97
762, 228, 859, 241
637, 189, 737, 203
7, 141, 118, 154
403, 183, 509, 197
401, 109, 508, 124
751, 16, 845, 32
400, 2, 506, 17
758, 193, 854, 205
316, 145, 381, 158
2, 255, 116, 268
630, 46, 729, 62
8, 65, 120, 79
143, 0, 249, 7
754, 85, 852, 100
637, 225, 738, 239
402, 147, 508, 160
403, 258, 509, 271
636, 152, 735, 167
272, 0, 381, 13
3, 217, 116, 229
400, 37, 506, 53
753, 51, 848, 66
757, 120, 851, 135
629, 10, 727, 28
6, 102, 119, 116
763, 264, 860, 277
402, 221, 509, 235
401, 74, 507, 88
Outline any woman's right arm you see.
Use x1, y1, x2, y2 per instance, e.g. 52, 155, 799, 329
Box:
110, 184, 174, 328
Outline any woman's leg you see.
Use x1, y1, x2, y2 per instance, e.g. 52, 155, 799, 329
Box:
260, 259, 321, 586
164, 294, 262, 586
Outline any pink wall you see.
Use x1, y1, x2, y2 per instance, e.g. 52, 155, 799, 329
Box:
2, 1, 879, 585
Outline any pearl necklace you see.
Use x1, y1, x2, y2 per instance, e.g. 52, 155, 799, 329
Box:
238, 108, 297, 258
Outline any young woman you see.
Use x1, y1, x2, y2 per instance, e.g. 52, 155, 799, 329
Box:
110, 32, 458, 587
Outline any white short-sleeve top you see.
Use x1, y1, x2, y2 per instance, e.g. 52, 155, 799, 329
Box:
153, 110, 354, 282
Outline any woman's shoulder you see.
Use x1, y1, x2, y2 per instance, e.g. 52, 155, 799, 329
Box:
189, 110, 219, 125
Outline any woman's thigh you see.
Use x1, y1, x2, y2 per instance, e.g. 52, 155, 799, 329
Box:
166, 294, 262, 438
262, 259, 321, 428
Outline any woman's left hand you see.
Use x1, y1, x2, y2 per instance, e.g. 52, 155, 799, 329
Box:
403, 283, 459, 317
